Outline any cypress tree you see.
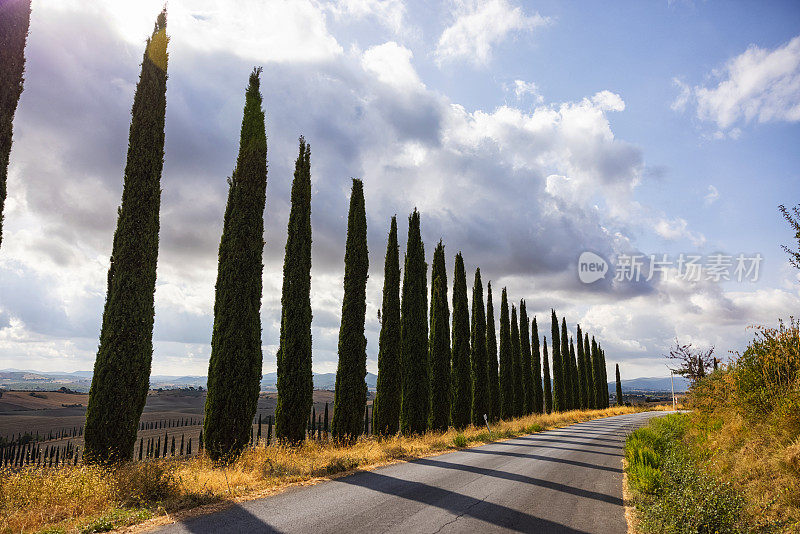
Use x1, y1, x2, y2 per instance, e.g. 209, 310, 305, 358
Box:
616, 363, 624, 406
531, 317, 543, 414
84, 10, 169, 465
202, 67, 268, 463
550, 311, 563, 412
498, 288, 513, 419
577, 325, 588, 410
275, 138, 313, 444
542, 336, 552, 414
602, 348, 610, 408
591, 337, 602, 409
485, 283, 500, 422
470, 269, 487, 426
373, 216, 401, 435
584, 333, 594, 408
450, 252, 471, 429
0, 0, 31, 248
519, 301, 533, 415
428, 242, 450, 432
560, 318, 572, 410
569, 338, 579, 409
510, 305, 523, 417
399, 209, 428, 434
332, 179, 369, 443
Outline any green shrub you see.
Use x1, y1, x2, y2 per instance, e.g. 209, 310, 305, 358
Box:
637, 449, 744, 534
452, 434, 468, 447
628, 462, 662, 494
632, 446, 660, 470
626, 414, 744, 533
733, 319, 800, 429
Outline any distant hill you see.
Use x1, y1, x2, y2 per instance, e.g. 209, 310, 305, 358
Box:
608, 376, 690, 393
3, 367, 680, 394
0, 368, 378, 392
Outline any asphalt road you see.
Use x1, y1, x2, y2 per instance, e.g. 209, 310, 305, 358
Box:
153, 411, 667, 534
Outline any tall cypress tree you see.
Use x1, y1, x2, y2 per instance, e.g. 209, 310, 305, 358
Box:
550, 310, 563, 412
531, 317, 543, 414
585, 333, 594, 409
576, 324, 588, 410
275, 139, 313, 444
0, 0, 31, 248
519, 301, 533, 415
602, 348, 610, 408
373, 217, 401, 435
470, 269, 487, 426
560, 318, 572, 410
498, 288, 513, 419
542, 336, 552, 414
400, 209, 428, 434
615, 363, 624, 406
332, 179, 369, 442
569, 338, 579, 409
510, 305, 523, 417
202, 67, 268, 462
84, 11, 169, 465
450, 253, 471, 428
591, 337, 603, 409
485, 283, 500, 422
428, 241, 450, 432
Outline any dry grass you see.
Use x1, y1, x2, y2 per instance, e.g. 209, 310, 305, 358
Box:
0, 405, 647, 533
683, 321, 800, 532
684, 408, 800, 532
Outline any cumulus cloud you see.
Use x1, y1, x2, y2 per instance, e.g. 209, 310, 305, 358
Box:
673, 35, 800, 134
361, 42, 423, 91
434, 0, 549, 66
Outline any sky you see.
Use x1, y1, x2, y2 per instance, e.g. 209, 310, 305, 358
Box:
1, 0, 799, 380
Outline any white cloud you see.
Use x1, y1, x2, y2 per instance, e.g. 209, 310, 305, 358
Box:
674, 35, 800, 134
63, 0, 345, 63
512, 80, 543, 103
670, 77, 691, 111
326, 0, 407, 35
361, 41, 423, 91
434, 0, 549, 66
704, 184, 719, 205
654, 217, 706, 247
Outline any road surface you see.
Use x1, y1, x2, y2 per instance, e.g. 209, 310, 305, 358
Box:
153, 411, 666, 534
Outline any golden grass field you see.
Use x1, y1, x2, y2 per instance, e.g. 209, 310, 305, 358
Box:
0, 405, 659, 534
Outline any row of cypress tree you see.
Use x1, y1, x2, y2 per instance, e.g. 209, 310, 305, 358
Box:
371, 211, 615, 436
32, 7, 619, 464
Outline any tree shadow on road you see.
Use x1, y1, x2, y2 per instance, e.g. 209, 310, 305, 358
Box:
336, 470, 593, 533
454, 447, 622, 473
410, 457, 623, 504
506, 436, 621, 450
177, 502, 283, 534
